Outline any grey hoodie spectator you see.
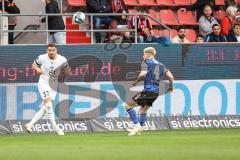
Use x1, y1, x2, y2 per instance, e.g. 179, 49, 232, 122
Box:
199, 4, 219, 37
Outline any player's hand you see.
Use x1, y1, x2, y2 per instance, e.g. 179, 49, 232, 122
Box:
36, 68, 44, 75
132, 80, 138, 86
143, 28, 150, 35
39, 17, 43, 23
168, 87, 173, 93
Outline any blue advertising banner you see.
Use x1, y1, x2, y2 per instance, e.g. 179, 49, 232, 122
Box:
0, 44, 240, 120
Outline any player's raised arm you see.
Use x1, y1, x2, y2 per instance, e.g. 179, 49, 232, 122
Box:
165, 70, 174, 92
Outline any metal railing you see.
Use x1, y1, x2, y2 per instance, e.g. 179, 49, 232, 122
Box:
0, 12, 171, 45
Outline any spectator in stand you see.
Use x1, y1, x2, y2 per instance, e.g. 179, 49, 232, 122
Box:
221, 6, 238, 36
180, 0, 220, 20
172, 27, 190, 43
195, 34, 205, 43
7, 0, 20, 44
111, 0, 128, 13
0, 0, 20, 44
225, 0, 240, 22
0, 0, 17, 12
87, 0, 112, 43
106, 9, 132, 43
225, 0, 240, 10
129, 9, 154, 43
227, 23, 240, 42
205, 24, 227, 42
199, 4, 219, 37
40, 0, 65, 44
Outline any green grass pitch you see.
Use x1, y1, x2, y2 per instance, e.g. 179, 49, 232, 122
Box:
0, 129, 240, 160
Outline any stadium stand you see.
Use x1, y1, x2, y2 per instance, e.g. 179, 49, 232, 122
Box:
163, 29, 178, 38
149, 9, 158, 25
156, 0, 175, 6
66, 17, 91, 44
124, 0, 139, 6
185, 29, 197, 42
159, 9, 179, 25
173, 0, 191, 6
139, 0, 156, 6
67, 0, 86, 7
3, 0, 229, 44
215, 0, 225, 6
177, 9, 197, 25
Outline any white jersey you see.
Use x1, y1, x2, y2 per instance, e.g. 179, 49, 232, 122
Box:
34, 53, 69, 85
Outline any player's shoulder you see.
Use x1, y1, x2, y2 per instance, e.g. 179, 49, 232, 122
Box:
158, 62, 164, 66
57, 54, 67, 62
37, 53, 48, 60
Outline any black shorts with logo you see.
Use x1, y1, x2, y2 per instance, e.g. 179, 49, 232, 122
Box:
132, 91, 159, 107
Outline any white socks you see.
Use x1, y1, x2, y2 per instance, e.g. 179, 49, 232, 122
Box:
45, 102, 60, 132
28, 106, 46, 127
29, 101, 62, 134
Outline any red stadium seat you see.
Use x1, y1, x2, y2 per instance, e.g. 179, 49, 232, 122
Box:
159, 10, 178, 25
67, 31, 86, 37
66, 17, 89, 44
153, 29, 161, 36
149, 9, 159, 25
156, 0, 175, 6
66, 37, 91, 44
68, 0, 86, 7
177, 10, 197, 25
139, 0, 156, 6
129, 9, 138, 14
173, 0, 191, 6
125, 0, 139, 6
185, 29, 197, 42
66, 24, 79, 30
213, 10, 226, 21
163, 29, 178, 38
191, 0, 197, 4
215, 0, 225, 5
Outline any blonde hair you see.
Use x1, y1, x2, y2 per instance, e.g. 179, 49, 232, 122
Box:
226, 6, 238, 17
144, 47, 156, 57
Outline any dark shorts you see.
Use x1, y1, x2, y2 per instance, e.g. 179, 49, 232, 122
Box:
132, 91, 159, 107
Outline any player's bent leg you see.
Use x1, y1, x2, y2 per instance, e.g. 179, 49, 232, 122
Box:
44, 99, 64, 136
125, 99, 140, 126
26, 104, 47, 133
125, 100, 143, 136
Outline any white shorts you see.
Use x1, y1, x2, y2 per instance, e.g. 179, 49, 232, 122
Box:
38, 83, 57, 100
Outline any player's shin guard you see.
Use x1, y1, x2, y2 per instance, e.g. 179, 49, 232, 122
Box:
139, 113, 147, 127
28, 106, 46, 127
127, 108, 139, 125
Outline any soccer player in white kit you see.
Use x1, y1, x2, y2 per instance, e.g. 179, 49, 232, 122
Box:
25, 44, 69, 135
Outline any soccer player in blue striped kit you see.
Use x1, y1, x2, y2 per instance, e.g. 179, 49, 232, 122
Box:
125, 47, 174, 136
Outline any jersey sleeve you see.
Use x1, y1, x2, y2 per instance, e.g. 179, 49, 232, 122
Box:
160, 64, 169, 77
62, 58, 69, 70
33, 55, 43, 66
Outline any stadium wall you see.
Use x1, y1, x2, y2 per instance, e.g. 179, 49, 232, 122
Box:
0, 44, 240, 121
